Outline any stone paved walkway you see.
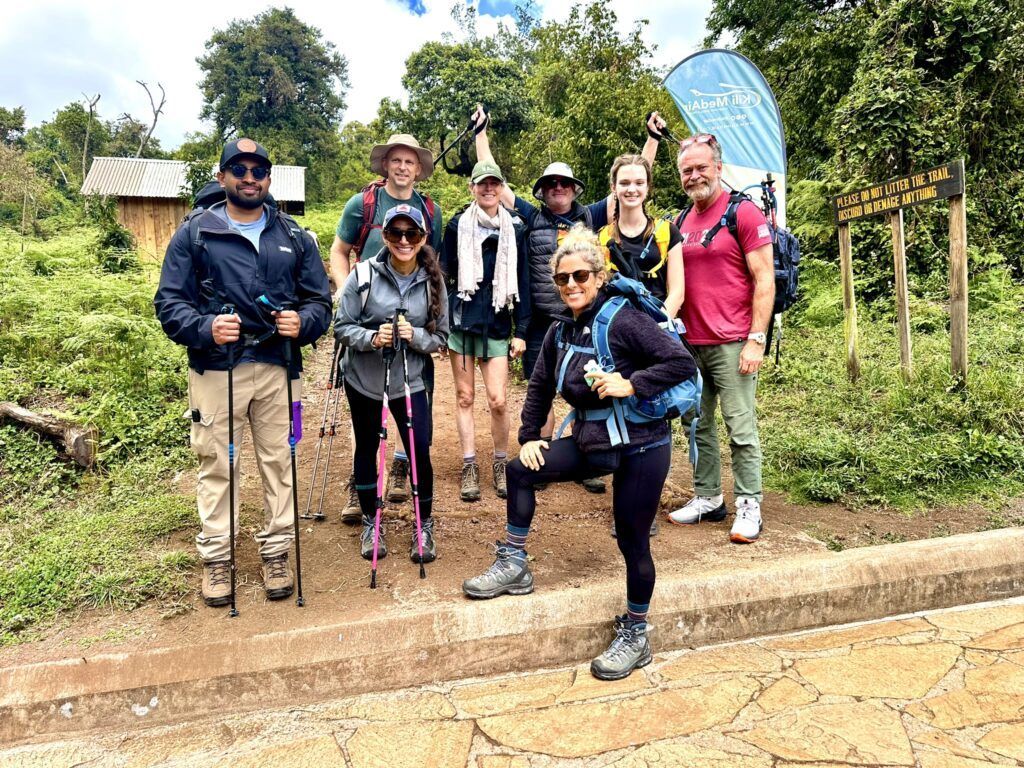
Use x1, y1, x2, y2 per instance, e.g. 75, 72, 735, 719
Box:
4, 598, 1024, 768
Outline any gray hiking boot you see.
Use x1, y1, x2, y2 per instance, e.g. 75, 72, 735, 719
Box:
492, 459, 508, 499
462, 542, 534, 599
461, 462, 481, 502
579, 476, 606, 494
410, 516, 437, 563
340, 473, 362, 524
590, 615, 652, 681
386, 458, 411, 503
360, 514, 387, 560
202, 560, 232, 607
260, 553, 294, 601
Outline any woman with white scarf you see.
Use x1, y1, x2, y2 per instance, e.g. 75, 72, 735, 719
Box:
441, 160, 531, 504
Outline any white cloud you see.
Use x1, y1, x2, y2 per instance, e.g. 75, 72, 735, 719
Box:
0, 0, 711, 149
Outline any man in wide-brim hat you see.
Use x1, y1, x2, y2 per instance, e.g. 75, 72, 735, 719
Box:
329, 132, 446, 519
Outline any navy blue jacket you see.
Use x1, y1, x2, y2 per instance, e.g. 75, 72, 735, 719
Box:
154, 202, 332, 374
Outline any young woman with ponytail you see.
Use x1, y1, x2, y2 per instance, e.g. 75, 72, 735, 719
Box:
335, 205, 449, 564
600, 155, 684, 318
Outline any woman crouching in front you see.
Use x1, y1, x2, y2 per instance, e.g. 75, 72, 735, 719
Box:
462, 225, 696, 680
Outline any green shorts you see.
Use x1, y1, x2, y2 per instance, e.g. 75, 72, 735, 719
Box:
448, 329, 509, 359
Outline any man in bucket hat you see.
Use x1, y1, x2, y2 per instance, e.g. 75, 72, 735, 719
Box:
473, 107, 666, 493
329, 133, 444, 516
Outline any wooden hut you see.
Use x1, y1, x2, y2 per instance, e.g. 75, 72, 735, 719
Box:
81, 158, 307, 261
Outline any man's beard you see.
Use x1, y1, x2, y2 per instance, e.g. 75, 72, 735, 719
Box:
685, 181, 714, 203
226, 186, 268, 210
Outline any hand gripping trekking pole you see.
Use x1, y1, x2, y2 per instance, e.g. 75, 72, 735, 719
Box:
256, 295, 305, 607
396, 310, 427, 579
302, 338, 344, 521
371, 316, 398, 589
221, 304, 240, 618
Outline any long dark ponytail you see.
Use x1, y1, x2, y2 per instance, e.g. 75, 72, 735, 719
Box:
416, 245, 444, 334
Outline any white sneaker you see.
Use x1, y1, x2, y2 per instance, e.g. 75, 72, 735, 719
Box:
667, 494, 726, 525
730, 497, 763, 543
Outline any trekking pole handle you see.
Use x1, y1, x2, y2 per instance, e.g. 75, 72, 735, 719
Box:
392, 309, 406, 352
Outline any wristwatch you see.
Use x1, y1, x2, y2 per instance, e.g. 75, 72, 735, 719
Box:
747, 332, 767, 345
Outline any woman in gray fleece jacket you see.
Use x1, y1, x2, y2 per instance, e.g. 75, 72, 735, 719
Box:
335, 205, 449, 565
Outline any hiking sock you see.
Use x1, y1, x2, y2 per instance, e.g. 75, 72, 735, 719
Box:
626, 601, 650, 624
463, 454, 476, 465
493, 451, 507, 461
355, 483, 377, 518
505, 523, 530, 554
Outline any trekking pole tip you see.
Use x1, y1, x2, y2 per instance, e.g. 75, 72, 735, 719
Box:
419, 563, 426, 579
296, 596, 305, 607
370, 572, 377, 589
229, 608, 239, 618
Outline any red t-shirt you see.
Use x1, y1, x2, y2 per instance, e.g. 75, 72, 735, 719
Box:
678, 191, 772, 345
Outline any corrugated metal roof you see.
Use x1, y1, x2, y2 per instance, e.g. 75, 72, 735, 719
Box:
82, 157, 305, 201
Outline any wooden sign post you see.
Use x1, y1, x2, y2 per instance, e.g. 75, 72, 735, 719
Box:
832, 159, 967, 382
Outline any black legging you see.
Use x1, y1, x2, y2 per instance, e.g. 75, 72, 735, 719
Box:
506, 437, 671, 606
346, 386, 433, 519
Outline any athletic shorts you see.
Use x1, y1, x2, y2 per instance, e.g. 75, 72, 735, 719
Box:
447, 329, 509, 359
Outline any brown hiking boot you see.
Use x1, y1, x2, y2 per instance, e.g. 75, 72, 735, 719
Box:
461, 462, 481, 502
492, 459, 508, 499
202, 560, 232, 607
386, 458, 410, 503
340, 473, 362, 524
261, 554, 294, 600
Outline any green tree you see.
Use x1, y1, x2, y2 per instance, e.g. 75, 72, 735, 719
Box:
0, 107, 26, 147
196, 7, 350, 201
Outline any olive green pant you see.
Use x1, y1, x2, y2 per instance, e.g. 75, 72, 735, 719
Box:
691, 341, 763, 501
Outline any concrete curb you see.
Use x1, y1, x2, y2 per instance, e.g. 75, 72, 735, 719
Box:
3, 528, 1023, 743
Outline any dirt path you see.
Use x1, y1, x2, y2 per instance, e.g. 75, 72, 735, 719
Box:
0, 345, 1002, 667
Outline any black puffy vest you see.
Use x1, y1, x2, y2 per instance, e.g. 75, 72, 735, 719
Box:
527, 202, 594, 318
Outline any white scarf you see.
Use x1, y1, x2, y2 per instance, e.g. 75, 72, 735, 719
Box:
456, 203, 518, 313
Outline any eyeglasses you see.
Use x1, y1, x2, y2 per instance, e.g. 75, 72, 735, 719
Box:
227, 164, 270, 181
553, 269, 597, 287
679, 133, 718, 150
542, 178, 574, 191
382, 227, 425, 245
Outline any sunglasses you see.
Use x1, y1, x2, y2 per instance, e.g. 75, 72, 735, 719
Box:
382, 227, 425, 245
542, 178, 575, 191
227, 164, 270, 181
553, 269, 597, 287
679, 133, 718, 150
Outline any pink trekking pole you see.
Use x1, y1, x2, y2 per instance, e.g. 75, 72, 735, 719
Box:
370, 318, 397, 589
396, 309, 427, 579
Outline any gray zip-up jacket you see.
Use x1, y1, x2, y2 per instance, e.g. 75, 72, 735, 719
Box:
335, 251, 449, 400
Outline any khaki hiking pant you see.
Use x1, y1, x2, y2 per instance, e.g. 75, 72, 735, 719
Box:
187, 363, 302, 563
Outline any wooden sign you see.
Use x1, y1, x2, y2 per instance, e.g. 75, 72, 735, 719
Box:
832, 160, 965, 224
833, 159, 968, 383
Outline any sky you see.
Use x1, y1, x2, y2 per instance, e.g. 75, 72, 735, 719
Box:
0, 0, 712, 151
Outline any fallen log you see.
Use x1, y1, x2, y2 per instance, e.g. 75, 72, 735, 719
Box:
0, 402, 98, 468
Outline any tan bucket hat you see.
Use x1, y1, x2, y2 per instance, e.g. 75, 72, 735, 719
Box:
369, 134, 434, 181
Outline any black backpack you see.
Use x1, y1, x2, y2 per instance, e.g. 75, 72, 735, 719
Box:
675, 186, 801, 351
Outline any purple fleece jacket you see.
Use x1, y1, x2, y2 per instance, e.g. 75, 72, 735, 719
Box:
519, 290, 697, 452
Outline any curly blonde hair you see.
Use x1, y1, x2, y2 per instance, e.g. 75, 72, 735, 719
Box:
549, 224, 609, 279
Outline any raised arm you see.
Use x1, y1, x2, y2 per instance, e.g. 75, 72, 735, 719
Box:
472, 105, 515, 208
640, 111, 667, 168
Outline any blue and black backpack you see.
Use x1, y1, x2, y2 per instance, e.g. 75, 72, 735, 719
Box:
554, 274, 703, 463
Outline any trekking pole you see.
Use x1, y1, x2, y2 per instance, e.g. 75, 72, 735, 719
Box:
301, 338, 343, 521
255, 295, 305, 607
371, 316, 398, 589
434, 117, 477, 166
221, 304, 240, 618
313, 345, 345, 521
396, 310, 427, 579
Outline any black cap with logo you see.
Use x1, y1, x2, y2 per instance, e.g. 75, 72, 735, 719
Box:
219, 138, 272, 170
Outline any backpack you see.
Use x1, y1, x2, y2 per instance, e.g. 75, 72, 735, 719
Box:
675, 189, 801, 322
354, 179, 436, 258
554, 274, 703, 462
598, 219, 673, 281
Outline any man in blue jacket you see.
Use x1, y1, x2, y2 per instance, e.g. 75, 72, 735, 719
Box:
155, 138, 332, 607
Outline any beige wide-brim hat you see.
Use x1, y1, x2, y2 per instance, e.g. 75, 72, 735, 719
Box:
369, 134, 434, 181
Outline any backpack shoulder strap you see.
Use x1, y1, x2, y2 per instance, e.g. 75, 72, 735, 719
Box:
355, 180, 386, 256
644, 219, 672, 277
591, 297, 628, 368
354, 259, 374, 312
673, 204, 693, 230
413, 190, 436, 239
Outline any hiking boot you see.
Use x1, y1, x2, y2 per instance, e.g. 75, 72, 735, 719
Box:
360, 514, 387, 560
590, 615, 652, 681
730, 497, 763, 544
460, 462, 481, 502
611, 518, 659, 538
386, 458, 410, 503
492, 459, 508, 499
410, 516, 437, 563
261, 553, 294, 601
462, 542, 534, 599
579, 476, 606, 494
667, 494, 727, 525
340, 473, 362, 524
202, 560, 232, 607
